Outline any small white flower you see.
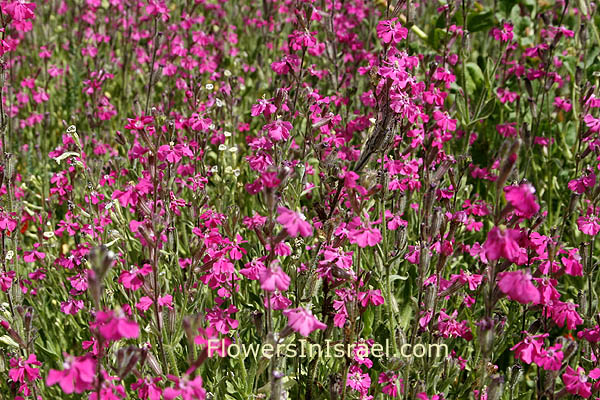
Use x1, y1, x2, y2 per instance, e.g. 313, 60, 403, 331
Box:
224, 69, 231, 77
224, 130, 232, 137
233, 169, 241, 177
43, 231, 55, 239
5, 250, 13, 260
211, 166, 218, 173
216, 98, 224, 107
205, 83, 214, 90
218, 144, 227, 151
225, 166, 233, 174
228, 146, 238, 153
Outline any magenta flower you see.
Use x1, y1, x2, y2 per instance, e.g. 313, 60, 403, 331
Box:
132, 377, 163, 400
562, 366, 600, 398
283, 307, 327, 337
490, 23, 514, 42
379, 371, 403, 397
497, 270, 540, 304
546, 300, 583, 330
2, 0, 36, 21
259, 262, 290, 292
483, 226, 522, 261
118, 263, 152, 290
358, 289, 385, 307
276, 206, 313, 237
504, 183, 540, 218
264, 120, 293, 141
346, 365, 371, 396
584, 114, 600, 133
164, 374, 206, 400
510, 333, 548, 364
376, 18, 408, 44
577, 214, 600, 235
46, 354, 96, 394
9, 354, 41, 384
533, 343, 563, 371
93, 310, 140, 341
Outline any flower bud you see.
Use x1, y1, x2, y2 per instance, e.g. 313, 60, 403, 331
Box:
477, 318, 495, 357
487, 374, 505, 400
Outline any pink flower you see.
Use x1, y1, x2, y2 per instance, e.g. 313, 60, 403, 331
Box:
546, 301, 583, 330
379, 372, 403, 397
510, 333, 548, 364
497, 270, 540, 304
164, 374, 206, 400
358, 289, 385, 307
46, 354, 96, 394
376, 18, 408, 44
2, 0, 36, 21
265, 291, 292, 310
283, 307, 327, 337
562, 366, 600, 398
584, 114, 600, 133
259, 262, 290, 292
504, 183, 540, 218
132, 377, 163, 400
578, 214, 600, 235
118, 264, 152, 290
490, 23, 514, 42
534, 343, 563, 371
93, 310, 140, 341
264, 120, 293, 141
483, 227, 522, 261
561, 248, 583, 276
346, 365, 371, 396
433, 110, 457, 131
276, 206, 313, 237
9, 354, 41, 384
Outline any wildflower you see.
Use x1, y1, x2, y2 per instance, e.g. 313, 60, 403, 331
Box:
46, 354, 96, 394
358, 289, 385, 307
118, 264, 152, 290
577, 214, 600, 235
584, 114, 600, 133
379, 372, 402, 397
377, 18, 408, 44
264, 120, 293, 141
92, 310, 140, 341
491, 23, 514, 42
347, 365, 371, 396
9, 354, 41, 384
283, 307, 327, 337
510, 333, 548, 364
483, 226, 522, 261
534, 343, 563, 371
497, 270, 540, 304
163, 374, 207, 400
259, 262, 290, 292
132, 377, 163, 400
2, 0, 36, 21
276, 206, 313, 237
562, 366, 600, 398
504, 183, 540, 218
546, 301, 583, 330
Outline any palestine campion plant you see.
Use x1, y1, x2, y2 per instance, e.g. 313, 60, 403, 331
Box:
0, 0, 599, 399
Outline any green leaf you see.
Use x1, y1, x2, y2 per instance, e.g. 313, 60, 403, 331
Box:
0, 335, 19, 348
467, 11, 495, 32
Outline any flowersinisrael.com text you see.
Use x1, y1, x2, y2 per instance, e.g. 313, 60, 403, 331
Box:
207, 339, 449, 360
